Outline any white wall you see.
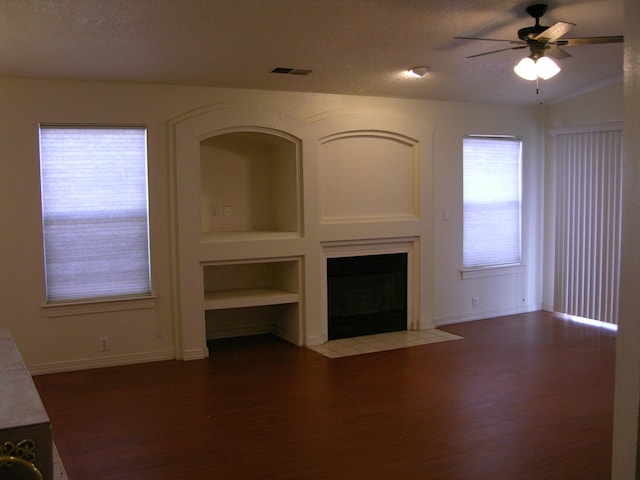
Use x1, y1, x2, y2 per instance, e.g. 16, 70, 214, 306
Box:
431, 102, 544, 324
0, 77, 543, 373
545, 81, 624, 127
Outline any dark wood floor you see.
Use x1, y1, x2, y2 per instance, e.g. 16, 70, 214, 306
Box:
33, 311, 616, 480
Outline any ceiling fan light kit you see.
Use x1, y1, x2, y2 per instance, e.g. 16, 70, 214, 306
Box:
454, 3, 622, 86
514, 56, 560, 80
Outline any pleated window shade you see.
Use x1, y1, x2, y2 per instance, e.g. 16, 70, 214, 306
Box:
463, 136, 522, 268
39, 126, 151, 303
553, 129, 623, 325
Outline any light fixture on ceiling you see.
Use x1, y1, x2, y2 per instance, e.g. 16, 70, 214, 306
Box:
513, 55, 560, 81
408, 66, 431, 78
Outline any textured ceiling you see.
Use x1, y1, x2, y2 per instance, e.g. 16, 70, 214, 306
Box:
0, 0, 624, 106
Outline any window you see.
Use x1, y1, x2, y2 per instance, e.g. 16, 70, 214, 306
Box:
463, 135, 522, 270
39, 125, 151, 304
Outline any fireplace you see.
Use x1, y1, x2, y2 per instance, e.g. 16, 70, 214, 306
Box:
327, 253, 408, 340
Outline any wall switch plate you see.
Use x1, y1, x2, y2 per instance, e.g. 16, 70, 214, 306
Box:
223, 206, 232, 217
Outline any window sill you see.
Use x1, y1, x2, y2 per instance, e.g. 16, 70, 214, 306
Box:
43, 295, 158, 318
460, 264, 524, 279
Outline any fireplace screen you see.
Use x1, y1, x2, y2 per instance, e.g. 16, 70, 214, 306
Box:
327, 253, 407, 340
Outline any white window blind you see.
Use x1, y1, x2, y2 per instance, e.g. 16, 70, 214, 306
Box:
553, 129, 623, 325
463, 136, 522, 268
40, 126, 151, 303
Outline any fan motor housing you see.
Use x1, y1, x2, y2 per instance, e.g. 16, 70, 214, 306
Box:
519, 3, 550, 41
518, 25, 548, 41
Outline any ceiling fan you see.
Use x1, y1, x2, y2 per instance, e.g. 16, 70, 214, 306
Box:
454, 3, 623, 82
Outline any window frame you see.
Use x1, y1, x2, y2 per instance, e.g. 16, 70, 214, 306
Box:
39, 123, 156, 315
460, 134, 524, 278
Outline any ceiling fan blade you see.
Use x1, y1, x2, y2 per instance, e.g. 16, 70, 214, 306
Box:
546, 45, 572, 59
558, 36, 624, 46
534, 21, 576, 43
454, 36, 525, 44
466, 45, 527, 59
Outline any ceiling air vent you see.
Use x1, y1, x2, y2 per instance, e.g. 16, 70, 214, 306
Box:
271, 67, 312, 76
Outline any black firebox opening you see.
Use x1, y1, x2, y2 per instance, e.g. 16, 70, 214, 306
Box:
327, 253, 407, 340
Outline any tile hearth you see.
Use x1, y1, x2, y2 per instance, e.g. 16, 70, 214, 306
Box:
308, 329, 462, 358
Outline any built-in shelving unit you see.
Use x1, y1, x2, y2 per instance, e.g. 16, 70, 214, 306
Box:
173, 104, 434, 357
198, 129, 303, 343
200, 131, 301, 239
202, 258, 302, 343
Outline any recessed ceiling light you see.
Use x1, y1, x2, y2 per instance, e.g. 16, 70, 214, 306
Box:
408, 66, 431, 78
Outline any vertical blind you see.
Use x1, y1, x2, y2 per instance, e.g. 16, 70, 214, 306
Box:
553, 129, 623, 324
463, 136, 522, 268
40, 126, 151, 303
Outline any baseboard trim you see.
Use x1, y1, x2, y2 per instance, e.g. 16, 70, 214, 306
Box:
435, 304, 541, 327
305, 335, 326, 347
29, 350, 176, 375
181, 348, 209, 361
206, 324, 273, 341
272, 327, 303, 346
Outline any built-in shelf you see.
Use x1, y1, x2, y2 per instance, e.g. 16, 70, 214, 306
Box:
204, 288, 300, 310
202, 257, 302, 344
199, 230, 301, 243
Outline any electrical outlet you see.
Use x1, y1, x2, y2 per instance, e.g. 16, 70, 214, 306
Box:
472, 297, 479, 308
99, 336, 110, 351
